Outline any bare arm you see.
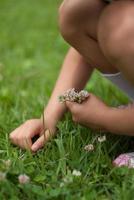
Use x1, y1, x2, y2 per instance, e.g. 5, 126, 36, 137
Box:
64, 92, 134, 136
105, 106, 134, 135
10, 47, 93, 151
44, 47, 93, 130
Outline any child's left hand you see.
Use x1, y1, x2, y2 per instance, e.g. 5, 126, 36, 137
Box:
65, 93, 110, 130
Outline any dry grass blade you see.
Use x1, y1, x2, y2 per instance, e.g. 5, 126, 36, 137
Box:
24, 137, 31, 150
40, 112, 51, 143
41, 112, 46, 141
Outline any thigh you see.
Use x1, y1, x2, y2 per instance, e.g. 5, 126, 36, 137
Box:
98, 0, 134, 83
61, 0, 108, 39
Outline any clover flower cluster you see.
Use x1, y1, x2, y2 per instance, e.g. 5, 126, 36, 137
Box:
0, 159, 30, 184
84, 144, 94, 152
18, 174, 30, 184
0, 172, 6, 181
98, 135, 106, 143
60, 169, 82, 187
72, 169, 82, 177
84, 135, 106, 152
59, 88, 89, 104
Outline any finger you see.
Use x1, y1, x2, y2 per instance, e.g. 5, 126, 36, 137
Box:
9, 119, 42, 150
9, 119, 41, 142
10, 135, 18, 146
31, 135, 44, 152
65, 101, 78, 112
9, 125, 22, 141
11, 132, 32, 150
17, 119, 42, 148
21, 136, 32, 150
25, 119, 42, 138
9, 128, 20, 145
31, 129, 52, 152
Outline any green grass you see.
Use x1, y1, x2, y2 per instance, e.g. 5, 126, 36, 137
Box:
0, 0, 134, 199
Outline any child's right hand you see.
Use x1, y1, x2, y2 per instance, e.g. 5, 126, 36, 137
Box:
9, 118, 56, 152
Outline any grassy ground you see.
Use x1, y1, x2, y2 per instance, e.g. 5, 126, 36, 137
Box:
0, 0, 134, 199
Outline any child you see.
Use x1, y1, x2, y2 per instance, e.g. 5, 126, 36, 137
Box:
10, 0, 134, 157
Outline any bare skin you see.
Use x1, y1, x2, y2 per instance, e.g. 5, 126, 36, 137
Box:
10, 48, 93, 152
66, 94, 134, 135
10, 0, 134, 152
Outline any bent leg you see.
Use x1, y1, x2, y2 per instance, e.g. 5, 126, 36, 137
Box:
59, 0, 118, 73
98, 0, 134, 85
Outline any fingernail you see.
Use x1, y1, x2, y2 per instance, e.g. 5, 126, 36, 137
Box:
31, 145, 37, 152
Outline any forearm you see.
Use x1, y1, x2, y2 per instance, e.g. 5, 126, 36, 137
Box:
104, 107, 134, 135
44, 47, 93, 125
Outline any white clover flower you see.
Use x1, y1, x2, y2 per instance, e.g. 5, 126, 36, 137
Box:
3, 159, 11, 168
0, 172, 6, 181
98, 135, 106, 143
78, 90, 89, 101
58, 88, 89, 103
60, 182, 65, 187
84, 144, 94, 152
18, 174, 30, 184
72, 169, 82, 177
63, 176, 73, 183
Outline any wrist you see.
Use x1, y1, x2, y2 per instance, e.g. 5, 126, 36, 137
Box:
101, 106, 122, 133
43, 102, 67, 126
99, 105, 114, 131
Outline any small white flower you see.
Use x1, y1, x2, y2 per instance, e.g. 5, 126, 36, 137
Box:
72, 169, 82, 177
84, 144, 94, 152
3, 159, 11, 168
98, 135, 106, 143
63, 176, 73, 183
60, 182, 65, 187
18, 174, 30, 184
0, 172, 6, 181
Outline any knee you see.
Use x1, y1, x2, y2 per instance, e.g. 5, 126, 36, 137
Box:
59, 0, 96, 44
58, 1, 81, 43
98, 1, 134, 61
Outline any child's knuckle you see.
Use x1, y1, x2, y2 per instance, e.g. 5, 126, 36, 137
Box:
9, 133, 15, 140
26, 135, 30, 140
15, 135, 20, 141
22, 135, 29, 141
11, 136, 18, 144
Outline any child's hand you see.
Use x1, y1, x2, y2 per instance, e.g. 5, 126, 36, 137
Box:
9, 119, 56, 152
65, 93, 110, 130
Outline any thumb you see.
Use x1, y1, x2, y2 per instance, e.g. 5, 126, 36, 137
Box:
65, 101, 78, 112
31, 129, 52, 152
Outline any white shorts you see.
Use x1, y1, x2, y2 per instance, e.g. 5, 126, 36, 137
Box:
102, 72, 134, 100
